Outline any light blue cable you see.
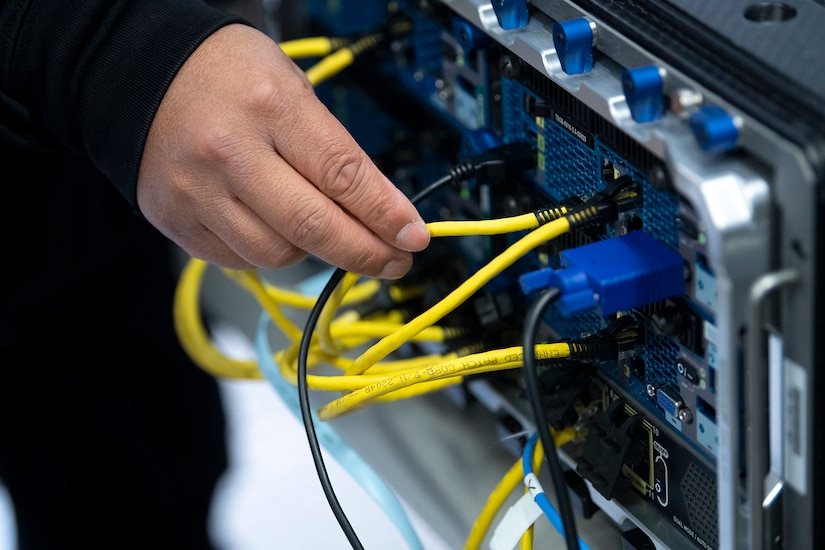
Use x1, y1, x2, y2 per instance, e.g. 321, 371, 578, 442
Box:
254, 312, 425, 550
522, 433, 592, 550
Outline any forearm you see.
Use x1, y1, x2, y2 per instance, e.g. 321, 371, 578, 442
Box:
0, 0, 246, 206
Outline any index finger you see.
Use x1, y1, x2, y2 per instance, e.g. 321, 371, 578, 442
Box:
264, 78, 430, 254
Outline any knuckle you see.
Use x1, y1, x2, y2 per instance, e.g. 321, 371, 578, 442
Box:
247, 75, 312, 120
288, 198, 336, 250
317, 146, 370, 200
190, 124, 248, 166
247, 78, 289, 115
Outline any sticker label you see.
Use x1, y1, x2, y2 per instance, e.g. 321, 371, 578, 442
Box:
551, 111, 594, 148
784, 357, 807, 494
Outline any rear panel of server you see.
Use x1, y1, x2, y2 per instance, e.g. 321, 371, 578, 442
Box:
284, 1, 825, 548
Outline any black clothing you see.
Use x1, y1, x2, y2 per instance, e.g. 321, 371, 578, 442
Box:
0, 1, 249, 548
0, 150, 228, 549
1, 0, 244, 208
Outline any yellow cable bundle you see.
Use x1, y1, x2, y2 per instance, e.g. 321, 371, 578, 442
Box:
173, 258, 262, 379
319, 343, 571, 420
345, 216, 571, 376
174, 214, 573, 416
223, 267, 381, 309
173, 208, 573, 412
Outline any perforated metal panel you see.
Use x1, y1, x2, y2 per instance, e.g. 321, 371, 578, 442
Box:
681, 462, 720, 547
639, 318, 680, 387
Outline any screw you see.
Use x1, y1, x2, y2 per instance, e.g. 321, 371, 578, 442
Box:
648, 163, 671, 192
677, 407, 694, 424
499, 55, 520, 79
647, 384, 656, 397
622, 76, 634, 94
555, 31, 565, 46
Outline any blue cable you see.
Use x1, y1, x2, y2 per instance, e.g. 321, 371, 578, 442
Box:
522, 434, 592, 550
254, 312, 425, 550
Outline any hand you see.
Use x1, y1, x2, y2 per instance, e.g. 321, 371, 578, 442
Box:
137, 24, 430, 279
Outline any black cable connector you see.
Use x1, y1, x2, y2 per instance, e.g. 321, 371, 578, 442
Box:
414, 142, 536, 203
565, 175, 641, 229
449, 141, 537, 185
567, 315, 640, 362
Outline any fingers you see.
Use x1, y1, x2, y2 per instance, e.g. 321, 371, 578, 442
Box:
255, 71, 431, 254
136, 171, 307, 270
201, 194, 310, 269
225, 146, 416, 278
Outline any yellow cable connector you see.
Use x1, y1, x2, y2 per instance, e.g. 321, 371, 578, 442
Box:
304, 34, 380, 86
278, 36, 350, 59
427, 206, 567, 237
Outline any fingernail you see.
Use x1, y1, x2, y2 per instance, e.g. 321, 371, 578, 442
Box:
395, 221, 430, 252
378, 257, 409, 280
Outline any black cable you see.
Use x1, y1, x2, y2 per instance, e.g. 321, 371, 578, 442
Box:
296, 267, 358, 547
521, 287, 581, 550
410, 173, 454, 204
296, 173, 459, 549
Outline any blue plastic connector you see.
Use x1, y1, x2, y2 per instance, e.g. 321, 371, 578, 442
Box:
518, 231, 685, 316
519, 266, 557, 296
689, 105, 739, 153
622, 66, 665, 123
552, 18, 595, 75
452, 16, 491, 53
492, 0, 529, 31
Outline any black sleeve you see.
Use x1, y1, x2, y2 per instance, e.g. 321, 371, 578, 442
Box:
0, 0, 248, 208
